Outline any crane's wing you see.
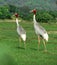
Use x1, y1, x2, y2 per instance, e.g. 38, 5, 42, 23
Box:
17, 25, 26, 35
34, 21, 48, 41
34, 22, 47, 35
17, 25, 26, 41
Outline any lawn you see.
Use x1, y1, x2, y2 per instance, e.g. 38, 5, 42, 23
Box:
0, 20, 57, 65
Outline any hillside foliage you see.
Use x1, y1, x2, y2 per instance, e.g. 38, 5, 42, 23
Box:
0, 4, 57, 22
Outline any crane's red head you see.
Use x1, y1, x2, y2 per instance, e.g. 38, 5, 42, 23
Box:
15, 13, 19, 18
30, 9, 36, 14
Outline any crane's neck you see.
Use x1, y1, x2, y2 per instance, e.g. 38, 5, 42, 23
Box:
33, 14, 39, 25
33, 14, 37, 23
16, 18, 19, 26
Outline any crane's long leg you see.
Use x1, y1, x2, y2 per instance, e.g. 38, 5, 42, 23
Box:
19, 37, 22, 47
38, 35, 40, 50
42, 39, 47, 52
24, 41, 26, 49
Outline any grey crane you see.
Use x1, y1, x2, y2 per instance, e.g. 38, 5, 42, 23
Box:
15, 13, 26, 48
30, 9, 49, 51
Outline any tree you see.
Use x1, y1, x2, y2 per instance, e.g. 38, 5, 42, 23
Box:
0, 6, 11, 19
36, 10, 53, 22
49, 11, 57, 19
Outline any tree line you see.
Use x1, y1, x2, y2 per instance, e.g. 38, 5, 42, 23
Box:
0, 4, 57, 22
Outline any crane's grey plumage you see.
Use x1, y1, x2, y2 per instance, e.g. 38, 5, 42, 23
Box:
15, 14, 26, 48
31, 9, 49, 51
33, 15, 48, 41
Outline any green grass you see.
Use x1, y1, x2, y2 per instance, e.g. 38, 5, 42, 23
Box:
0, 20, 57, 65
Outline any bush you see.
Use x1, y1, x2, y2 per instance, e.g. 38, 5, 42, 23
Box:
36, 10, 53, 22
49, 11, 57, 19
0, 6, 11, 19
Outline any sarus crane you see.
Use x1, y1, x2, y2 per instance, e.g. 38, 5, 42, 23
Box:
30, 9, 49, 51
15, 13, 26, 49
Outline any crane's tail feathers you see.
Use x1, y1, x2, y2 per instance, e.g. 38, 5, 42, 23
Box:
21, 34, 26, 41
43, 33, 48, 42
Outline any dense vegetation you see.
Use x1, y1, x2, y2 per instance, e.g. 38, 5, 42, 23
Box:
0, 4, 57, 22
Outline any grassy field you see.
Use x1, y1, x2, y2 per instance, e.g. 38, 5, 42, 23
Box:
0, 20, 57, 65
